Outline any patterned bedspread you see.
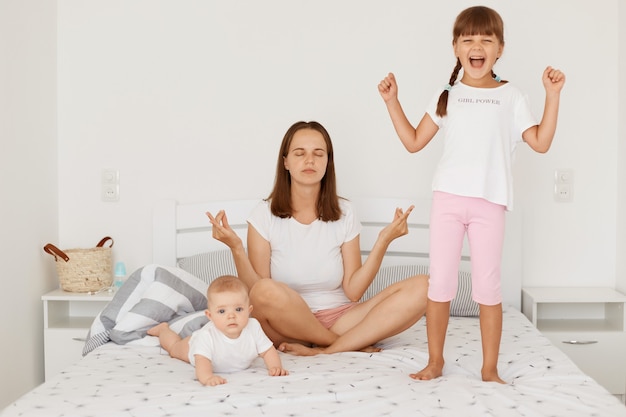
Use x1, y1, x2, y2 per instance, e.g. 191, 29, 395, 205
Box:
2, 308, 625, 417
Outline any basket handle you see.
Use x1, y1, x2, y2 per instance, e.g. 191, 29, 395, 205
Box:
43, 244, 70, 263
43, 237, 113, 262
96, 236, 114, 248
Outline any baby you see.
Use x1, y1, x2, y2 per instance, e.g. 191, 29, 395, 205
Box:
148, 275, 288, 386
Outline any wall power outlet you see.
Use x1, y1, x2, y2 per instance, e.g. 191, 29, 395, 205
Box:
102, 169, 119, 202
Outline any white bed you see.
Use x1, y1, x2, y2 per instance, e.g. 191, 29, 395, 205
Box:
2, 198, 625, 417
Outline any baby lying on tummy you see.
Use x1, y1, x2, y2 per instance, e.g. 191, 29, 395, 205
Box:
148, 275, 288, 386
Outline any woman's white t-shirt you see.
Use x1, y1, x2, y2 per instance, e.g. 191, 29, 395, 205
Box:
426, 82, 537, 210
247, 199, 362, 312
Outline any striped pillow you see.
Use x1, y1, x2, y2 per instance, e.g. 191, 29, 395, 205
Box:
179, 251, 479, 317
361, 265, 479, 317
177, 249, 238, 285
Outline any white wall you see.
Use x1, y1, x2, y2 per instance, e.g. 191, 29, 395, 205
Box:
0, 0, 58, 409
56, 0, 620, 289
618, 1, 626, 294
1, 0, 624, 407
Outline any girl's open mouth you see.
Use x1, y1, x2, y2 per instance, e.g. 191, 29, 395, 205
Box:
469, 57, 485, 68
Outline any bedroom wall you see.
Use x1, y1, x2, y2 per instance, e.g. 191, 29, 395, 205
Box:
0, 0, 621, 409
0, 0, 58, 409
617, 1, 626, 295
56, 0, 620, 289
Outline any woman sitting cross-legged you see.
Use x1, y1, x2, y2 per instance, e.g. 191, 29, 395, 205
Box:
207, 120, 428, 355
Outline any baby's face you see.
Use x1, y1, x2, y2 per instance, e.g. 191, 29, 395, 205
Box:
206, 290, 251, 338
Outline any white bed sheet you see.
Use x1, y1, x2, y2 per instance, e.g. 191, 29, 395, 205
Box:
3, 308, 625, 417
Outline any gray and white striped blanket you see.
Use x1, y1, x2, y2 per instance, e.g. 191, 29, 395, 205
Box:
83, 264, 210, 356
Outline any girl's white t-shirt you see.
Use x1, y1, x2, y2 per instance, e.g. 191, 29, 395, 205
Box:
426, 82, 537, 210
247, 199, 361, 312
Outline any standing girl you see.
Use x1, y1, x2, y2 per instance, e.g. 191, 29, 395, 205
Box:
378, 6, 565, 383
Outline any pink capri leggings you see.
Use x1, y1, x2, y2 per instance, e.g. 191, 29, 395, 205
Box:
428, 191, 505, 306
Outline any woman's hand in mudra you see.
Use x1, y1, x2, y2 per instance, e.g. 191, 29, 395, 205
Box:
378, 205, 415, 244
206, 210, 243, 249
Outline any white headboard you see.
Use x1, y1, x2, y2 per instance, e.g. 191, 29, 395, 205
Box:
153, 197, 522, 309
153, 199, 259, 267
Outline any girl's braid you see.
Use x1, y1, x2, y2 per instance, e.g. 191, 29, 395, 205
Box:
436, 58, 463, 117
491, 69, 506, 84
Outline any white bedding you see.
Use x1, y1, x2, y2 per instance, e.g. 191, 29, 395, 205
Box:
3, 308, 625, 417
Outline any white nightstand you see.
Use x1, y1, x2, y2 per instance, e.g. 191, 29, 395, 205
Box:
522, 287, 626, 401
42, 288, 114, 380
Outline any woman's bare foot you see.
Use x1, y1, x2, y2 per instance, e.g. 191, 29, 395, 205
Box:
409, 361, 444, 380
279, 342, 382, 356
147, 322, 169, 336
360, 345, 382, 353
482, 369, 506, 384
278, 342, 323, 356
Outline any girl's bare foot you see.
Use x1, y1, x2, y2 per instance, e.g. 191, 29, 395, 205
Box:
409, 361, 443, 380
482, 369, 506, 384
147, 322, 169, 336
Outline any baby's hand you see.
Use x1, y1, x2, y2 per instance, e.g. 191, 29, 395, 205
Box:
542, 66, 566, 93
268, 367, 289, 377
200, 375, 227, 386
378, 72, 399, 102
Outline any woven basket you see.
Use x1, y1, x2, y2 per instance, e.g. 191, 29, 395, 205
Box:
43, 237, 114, 293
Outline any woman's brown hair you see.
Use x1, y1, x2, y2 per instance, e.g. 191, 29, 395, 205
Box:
267, 121, 342, 222
436, 6, 506, 117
